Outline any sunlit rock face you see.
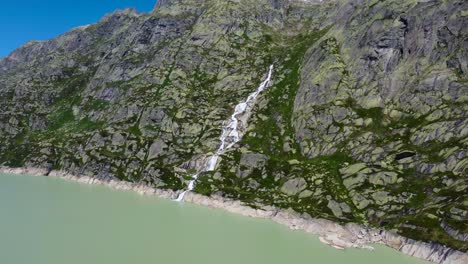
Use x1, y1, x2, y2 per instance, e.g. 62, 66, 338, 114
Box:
0, 0, 467, 253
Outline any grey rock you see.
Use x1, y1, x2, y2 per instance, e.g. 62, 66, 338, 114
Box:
281, 178, 307, 196
148, 139, 168, 160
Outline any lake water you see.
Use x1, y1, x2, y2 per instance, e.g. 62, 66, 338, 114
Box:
0, 173, 428, 264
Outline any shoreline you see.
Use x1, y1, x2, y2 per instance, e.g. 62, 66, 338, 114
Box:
1, 166, 466, 264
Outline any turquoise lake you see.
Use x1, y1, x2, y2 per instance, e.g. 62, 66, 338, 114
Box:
0, 173, 429, 264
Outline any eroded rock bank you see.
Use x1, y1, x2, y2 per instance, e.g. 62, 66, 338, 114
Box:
1, 166, 466, 264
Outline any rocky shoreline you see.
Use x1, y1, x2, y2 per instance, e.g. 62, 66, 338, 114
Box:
1, 166, 466, 264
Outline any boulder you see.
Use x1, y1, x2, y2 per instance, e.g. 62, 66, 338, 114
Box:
281, 178, 307, 196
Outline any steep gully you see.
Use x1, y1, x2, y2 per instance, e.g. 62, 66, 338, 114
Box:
175, 65, 274, 201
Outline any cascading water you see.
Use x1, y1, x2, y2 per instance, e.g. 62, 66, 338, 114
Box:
175, 65, 274, 201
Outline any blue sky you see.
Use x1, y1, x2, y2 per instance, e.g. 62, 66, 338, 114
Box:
0, 0, 157, 57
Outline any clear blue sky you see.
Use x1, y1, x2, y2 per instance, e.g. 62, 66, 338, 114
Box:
0, 0, 157, 58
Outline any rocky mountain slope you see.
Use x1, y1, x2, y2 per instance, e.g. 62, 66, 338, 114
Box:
0, 0, 467, 252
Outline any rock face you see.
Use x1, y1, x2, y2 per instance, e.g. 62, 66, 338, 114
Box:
0, 0, 467, 257
281, 178, 307, 195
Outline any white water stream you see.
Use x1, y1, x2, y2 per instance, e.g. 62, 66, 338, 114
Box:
175, 65, 274, 201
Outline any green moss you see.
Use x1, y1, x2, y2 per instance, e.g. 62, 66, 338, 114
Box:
354, 107, 384, 121
1, 145, 30, 167
128, 124, 142, 137
397, 215, 468, 251
115, 166, 130, 181
84, 98, 109, 111
193, 173, 213, 195
159, 168, 184, 191
48, 107, 75, 130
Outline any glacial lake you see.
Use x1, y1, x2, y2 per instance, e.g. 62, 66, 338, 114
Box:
0, 173, 428, 264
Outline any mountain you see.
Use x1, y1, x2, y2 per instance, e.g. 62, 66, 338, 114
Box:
0, 0, 467, 253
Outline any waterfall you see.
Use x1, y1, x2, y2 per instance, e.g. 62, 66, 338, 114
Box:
175, 65, 274, 201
